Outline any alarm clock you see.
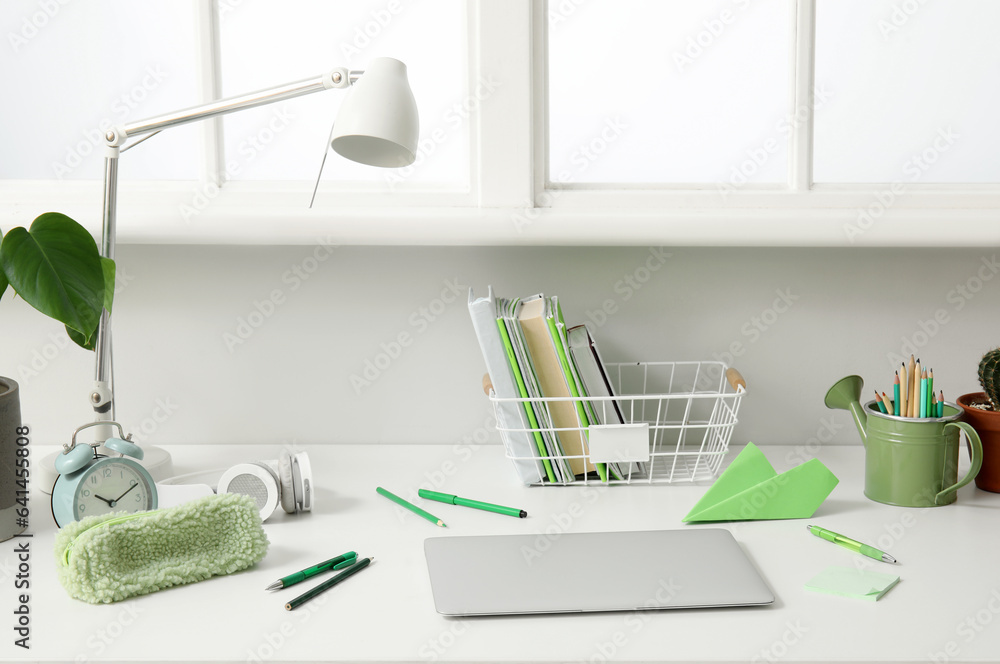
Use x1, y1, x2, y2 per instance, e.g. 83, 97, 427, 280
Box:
51, 422, 157, 528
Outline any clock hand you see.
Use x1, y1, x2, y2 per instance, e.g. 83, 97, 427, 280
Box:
94, 494, 115, 507
113, 482, 140, 503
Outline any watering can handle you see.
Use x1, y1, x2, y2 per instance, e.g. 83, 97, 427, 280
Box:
935, 421, 983, 505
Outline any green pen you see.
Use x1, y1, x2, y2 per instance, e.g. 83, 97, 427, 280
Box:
807, 525, 896, 564
418, 489, 527, 518
265, 551, 357, 591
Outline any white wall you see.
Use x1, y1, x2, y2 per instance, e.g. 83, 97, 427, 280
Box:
2, 244, 998, 454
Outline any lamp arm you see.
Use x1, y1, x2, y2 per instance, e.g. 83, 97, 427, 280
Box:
107, 67, 353, 146
89, 66, 358, 443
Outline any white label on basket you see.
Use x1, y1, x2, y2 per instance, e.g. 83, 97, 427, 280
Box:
588, 424, 650, 464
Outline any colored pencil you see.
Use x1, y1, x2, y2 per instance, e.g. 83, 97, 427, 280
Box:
899, 363, 908, 417
927, 369, 934, 419
939, 390, 945, 418
882, 392, 893, 415
376, 486, 446, 527
911, 358, 921, 418
907, 355, 916, 417
893, 373, 901, 416
919, 369, 928, 418
875, 391, 888, 414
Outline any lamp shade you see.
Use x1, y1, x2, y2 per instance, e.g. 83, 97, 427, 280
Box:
330, 57, 418, 168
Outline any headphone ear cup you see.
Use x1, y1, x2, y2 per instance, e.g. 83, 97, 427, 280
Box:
217, 463, 280, 521
277, 451, 297, 514
290, 451, 312, 513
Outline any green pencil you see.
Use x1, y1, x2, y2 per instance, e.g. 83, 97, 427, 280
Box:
893, 372, 901, 417
927, 369, 934, 418
376, 486, 446, 527
920, 370, 928, 418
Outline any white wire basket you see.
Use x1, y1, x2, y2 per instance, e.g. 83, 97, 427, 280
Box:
490, 361, 747, 485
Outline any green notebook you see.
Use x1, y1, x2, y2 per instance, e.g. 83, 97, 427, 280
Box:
496, 298, 556, 483
545, 296, 612, 482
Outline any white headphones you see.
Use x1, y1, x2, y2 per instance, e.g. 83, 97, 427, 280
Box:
158, 450, 312, 521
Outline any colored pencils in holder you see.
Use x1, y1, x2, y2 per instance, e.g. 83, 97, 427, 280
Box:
885, 359, 946, 419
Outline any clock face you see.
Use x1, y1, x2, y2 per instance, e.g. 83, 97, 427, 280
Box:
73, 459, 156, 520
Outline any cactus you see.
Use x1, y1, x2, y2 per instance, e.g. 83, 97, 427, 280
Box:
978, 348, 1000, 410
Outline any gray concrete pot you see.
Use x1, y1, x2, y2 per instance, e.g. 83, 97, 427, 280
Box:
0, 378, 27, 541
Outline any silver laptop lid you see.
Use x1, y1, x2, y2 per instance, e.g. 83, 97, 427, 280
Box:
424, 528, 773, 616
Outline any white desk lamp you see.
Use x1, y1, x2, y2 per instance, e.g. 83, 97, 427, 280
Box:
87, 57, 418, 476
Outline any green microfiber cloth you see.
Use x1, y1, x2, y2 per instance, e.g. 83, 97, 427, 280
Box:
55, 493, 269, 604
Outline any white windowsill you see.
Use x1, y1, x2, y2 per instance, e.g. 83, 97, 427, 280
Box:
2, 181, 998, 247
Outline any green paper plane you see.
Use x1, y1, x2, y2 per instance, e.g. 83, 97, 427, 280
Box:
683, 442, 839, 522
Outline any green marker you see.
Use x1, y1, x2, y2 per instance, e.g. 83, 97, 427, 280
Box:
376, 486, 446, 527
265, 551, 357, 591
418, 489, 527, 518
807, 525, 896, 564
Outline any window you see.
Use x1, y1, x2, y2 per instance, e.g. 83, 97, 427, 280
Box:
814, 0, 1000, 183
0, 0, 469, 193
1, 0, 202, 180
548, 0, 790, 185
218, 0, 468, 189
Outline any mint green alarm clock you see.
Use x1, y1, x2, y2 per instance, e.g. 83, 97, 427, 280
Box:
51, 422, 157, 528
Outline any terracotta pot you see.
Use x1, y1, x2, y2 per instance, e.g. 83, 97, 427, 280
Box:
958, 392, 1000, 493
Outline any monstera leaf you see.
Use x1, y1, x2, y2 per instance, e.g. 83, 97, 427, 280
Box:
0, 231, 7, 301
0, 212, 109, 348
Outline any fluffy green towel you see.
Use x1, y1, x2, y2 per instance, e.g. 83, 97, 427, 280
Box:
55, 493, 269, 604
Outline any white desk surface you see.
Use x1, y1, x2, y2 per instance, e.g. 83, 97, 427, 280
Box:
3, 443, 1000, 664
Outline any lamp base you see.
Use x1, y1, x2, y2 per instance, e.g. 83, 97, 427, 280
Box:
38, 444, 174, 496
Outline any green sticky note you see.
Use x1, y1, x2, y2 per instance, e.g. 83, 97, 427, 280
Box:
805, 566, 899, 601
682, 442, 839, 522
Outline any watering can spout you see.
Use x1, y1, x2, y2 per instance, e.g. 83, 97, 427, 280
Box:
824, 375, 868, 445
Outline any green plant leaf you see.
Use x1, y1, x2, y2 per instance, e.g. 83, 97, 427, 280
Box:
101, 257, 115, 313
0, 226, 6, 301
66, 325, 95, 351
0, 212, 104, 343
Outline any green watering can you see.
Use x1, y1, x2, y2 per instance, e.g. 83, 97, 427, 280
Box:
825, 375, 982, 507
